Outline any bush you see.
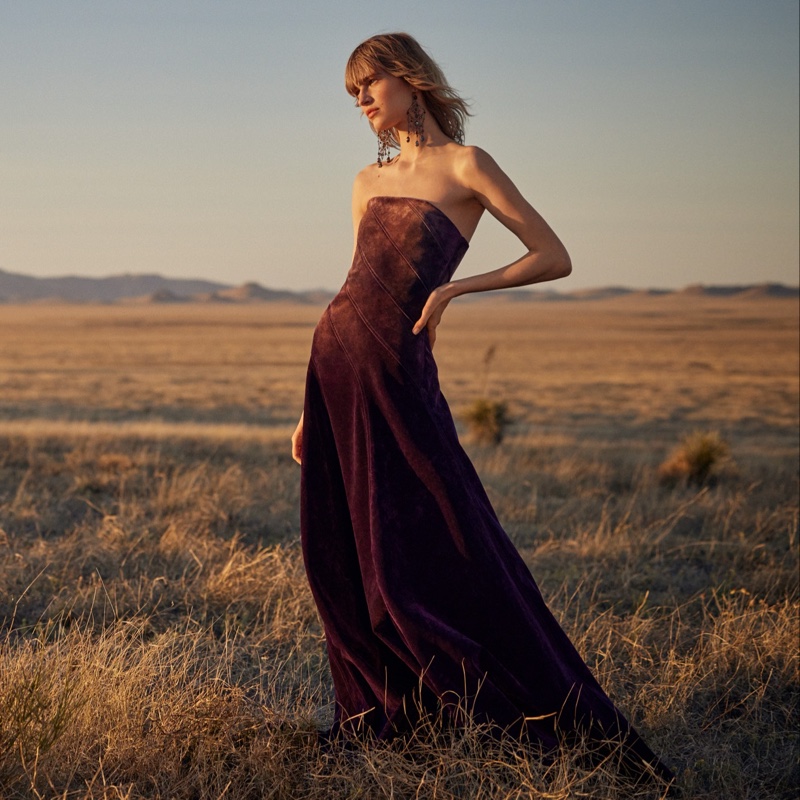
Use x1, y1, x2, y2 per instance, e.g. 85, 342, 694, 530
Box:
462, 398, 511, 445
658, 430, 731, 487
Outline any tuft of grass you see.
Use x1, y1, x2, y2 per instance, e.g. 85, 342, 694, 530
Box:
462, 398, 511, 445
0, 638, 85, 778
460, 344, 512, 446
658, 430, 731, 487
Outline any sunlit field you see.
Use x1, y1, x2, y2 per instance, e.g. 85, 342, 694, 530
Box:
1, 297, 797, 799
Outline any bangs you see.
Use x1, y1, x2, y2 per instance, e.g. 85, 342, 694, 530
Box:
344, 33, 470, 143
344, 49, 383, 96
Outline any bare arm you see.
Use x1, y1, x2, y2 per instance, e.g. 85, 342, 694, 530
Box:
412, 148, 571, 344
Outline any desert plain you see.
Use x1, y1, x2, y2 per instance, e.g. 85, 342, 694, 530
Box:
0, 294, 797, 798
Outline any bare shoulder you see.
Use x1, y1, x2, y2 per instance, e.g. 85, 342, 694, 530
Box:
453, 144, 506, 188
455, 144, 494, 166
352, 163, 379, 218
353, 162, 378, 193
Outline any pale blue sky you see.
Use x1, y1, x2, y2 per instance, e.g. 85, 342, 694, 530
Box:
2, 0, 798, 291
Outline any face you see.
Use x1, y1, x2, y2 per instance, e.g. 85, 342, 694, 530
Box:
353, 69, 413, 132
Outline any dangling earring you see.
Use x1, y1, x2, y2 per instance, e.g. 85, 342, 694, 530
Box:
377, 129, 392, 167
406, 92, 426, 146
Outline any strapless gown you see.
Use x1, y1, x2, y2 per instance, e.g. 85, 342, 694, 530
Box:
300, 195, 672, 782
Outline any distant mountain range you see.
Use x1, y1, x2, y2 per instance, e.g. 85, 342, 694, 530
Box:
0, 267, 796, 305
0, 269, 332, 305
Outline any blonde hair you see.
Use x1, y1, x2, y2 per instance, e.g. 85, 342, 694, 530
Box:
345, 32, 470, 146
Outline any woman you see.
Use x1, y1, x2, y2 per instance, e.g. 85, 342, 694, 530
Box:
291, 32, 673, 786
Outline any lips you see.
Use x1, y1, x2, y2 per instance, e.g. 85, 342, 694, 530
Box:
366, 108, 379, 119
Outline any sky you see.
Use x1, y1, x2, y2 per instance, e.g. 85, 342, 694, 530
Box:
1, 0, 798, 292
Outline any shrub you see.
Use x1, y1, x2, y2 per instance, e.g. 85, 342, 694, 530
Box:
462, 398, 511, 445
658, 430, 731, 487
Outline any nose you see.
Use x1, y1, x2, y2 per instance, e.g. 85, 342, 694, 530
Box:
357, 86, 372, 107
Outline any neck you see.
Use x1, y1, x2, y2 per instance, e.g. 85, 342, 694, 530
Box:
393, 119, 449, 162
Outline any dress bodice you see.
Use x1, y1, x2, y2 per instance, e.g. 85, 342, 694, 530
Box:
344, 195, 469, 321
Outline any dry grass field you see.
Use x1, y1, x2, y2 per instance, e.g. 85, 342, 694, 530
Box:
0, 296, 797, 799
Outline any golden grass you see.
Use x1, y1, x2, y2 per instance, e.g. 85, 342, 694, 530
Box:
1, 296, 797, 439
0, 297, 797, 798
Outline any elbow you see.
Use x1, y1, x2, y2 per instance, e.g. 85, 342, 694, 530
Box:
521, 243, 571, 284
554, 245, 572, 279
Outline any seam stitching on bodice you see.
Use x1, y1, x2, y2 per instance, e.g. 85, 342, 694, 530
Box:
343, 284, 427, 396
402, 198, 449, 262
355, 244, 415, 324
370, 213, 432, 293
401, 199, 466, 286
367, 196, 469, 248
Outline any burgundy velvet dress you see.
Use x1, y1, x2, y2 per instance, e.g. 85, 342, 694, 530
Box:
300, 195, 672, 782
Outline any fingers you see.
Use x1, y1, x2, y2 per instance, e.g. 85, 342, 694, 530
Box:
413, 288, 441, 334
291, 428, 302, 465
412, 310, 428, 335
412, 313, 437, 344
413, 301, 439, 335
414, 284, 453, 345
